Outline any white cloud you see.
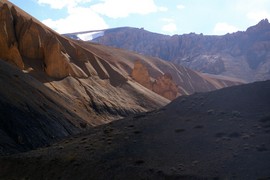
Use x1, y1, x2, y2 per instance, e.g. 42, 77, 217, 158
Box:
158, 6, 168, 12
161, 18, 174, 23
213, 22, 239, 35
161, 18, 177, 34
37, 0, 92, 9
176, 4, 185, 10
38, 0, 167, 34
162, 23, 177, 34
90, 0, 167, 18
232, 0, 270, 23
42, 7, 108, 33
233, 0, 270, 11
247, 11, 270, 22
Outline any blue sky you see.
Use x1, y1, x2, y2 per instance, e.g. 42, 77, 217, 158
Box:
9, 0, 270, 35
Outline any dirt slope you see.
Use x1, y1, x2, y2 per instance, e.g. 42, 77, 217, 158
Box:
0, 60, 88, 155
1, 80, 269, 179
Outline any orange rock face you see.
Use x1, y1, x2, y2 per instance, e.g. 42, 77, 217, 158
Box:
43, 37, 71, 78
0, 4, 24, 69
0, 3, 91, 79
131, 61, 152, 89
152, 73, 178, 100
131, 61, 178, 100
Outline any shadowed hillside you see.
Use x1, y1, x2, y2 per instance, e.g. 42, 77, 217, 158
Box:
0, 60, 88, 155
0, 80, 269, 179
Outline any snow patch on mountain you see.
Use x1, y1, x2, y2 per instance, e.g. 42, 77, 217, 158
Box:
77, 31, 104, 41
63, 31, 104, 41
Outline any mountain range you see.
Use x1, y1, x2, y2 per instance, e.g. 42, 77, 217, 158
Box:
67, 19, 270, 82
0, 0, 269, 179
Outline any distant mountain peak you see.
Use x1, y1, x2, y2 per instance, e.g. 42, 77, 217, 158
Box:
255, 18, 270, 29
258, 18, 269, 24
247, 18, 270, 33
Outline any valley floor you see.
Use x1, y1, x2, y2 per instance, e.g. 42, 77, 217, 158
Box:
1, 81, 270, 180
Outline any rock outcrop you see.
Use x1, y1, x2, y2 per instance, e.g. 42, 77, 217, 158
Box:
92, 20, 270, 82
152, 73, 178, 100
131, 61, 152, 89
0, 3, 93, 79
43, 37, 71, 78
131, 61, 178, 100
0, 4, 24, 69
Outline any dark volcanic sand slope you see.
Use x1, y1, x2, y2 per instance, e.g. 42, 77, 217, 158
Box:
1, 80, 270, 179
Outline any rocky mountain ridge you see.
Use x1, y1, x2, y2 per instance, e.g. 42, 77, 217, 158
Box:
90, 19, 270, 82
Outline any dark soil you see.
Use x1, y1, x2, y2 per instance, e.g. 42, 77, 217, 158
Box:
0, 80, 270, 179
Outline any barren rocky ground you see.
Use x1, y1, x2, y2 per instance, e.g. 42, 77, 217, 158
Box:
1, 80, 269, 179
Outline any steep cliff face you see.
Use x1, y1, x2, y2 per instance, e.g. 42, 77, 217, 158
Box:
92, 20, 270, 82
